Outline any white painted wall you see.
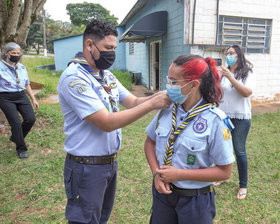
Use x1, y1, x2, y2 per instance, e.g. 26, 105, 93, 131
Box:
187, 0, 280, 104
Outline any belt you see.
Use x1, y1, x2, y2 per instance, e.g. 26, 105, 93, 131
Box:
68, 153, 117, 165
170, 183, 214, 197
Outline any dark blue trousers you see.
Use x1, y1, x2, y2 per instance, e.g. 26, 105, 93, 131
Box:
150, 182, 216, 224
64, 155, 118, 224
0, 91, 35, 152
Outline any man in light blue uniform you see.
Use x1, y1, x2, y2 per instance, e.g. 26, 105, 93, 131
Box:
57, 19, 171, 224
0, 42, 39, 158
144, 54, 235, 223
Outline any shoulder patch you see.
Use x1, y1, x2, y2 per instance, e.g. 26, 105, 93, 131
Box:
209, 106, 227, 120
68, 79, 87, 88
222, 128, 232, 140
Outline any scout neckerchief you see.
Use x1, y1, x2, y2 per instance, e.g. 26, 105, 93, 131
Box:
1, 59, 21, 88
163, 100, 213, 166
71, 52, 118, 112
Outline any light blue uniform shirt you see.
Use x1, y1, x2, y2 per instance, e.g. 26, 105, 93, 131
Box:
57, 62, 130, 156
146, 98, 235, 189
0, 60, 30, 92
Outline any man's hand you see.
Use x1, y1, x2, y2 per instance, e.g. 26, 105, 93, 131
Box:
150, 90, 172, 109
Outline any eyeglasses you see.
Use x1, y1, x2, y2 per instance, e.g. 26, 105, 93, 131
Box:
166, 76, 191, 85
225, 51, 237, 56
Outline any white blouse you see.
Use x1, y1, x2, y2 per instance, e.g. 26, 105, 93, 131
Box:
219, 71, 256, 119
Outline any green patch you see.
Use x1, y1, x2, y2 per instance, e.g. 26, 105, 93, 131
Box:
187, 154, 196, 165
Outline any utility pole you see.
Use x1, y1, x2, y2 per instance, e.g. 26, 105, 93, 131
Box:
42, 8, 47, 57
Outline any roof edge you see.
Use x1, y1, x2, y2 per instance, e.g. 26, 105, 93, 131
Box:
119, 0, 150, 26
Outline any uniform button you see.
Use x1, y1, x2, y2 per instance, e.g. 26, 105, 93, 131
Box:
180, 117, 184, 121
191, 147, 194, 150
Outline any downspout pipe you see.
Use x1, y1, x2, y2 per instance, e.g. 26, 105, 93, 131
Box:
192, 0, 197, 44
215, 0, 220, 45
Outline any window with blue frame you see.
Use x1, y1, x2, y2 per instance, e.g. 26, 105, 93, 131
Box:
217, 16, 272, 53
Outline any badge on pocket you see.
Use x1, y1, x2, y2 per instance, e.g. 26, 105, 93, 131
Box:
187, 154, 196, 165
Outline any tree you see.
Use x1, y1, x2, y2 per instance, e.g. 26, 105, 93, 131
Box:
27, 16, 80, 54
0, 0, 47, 50
66, 2, 118, 27
26, 15, 43, 54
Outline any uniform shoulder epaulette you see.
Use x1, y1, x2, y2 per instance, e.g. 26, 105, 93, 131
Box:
209, 106, 227, 120
209, 106, 234, 131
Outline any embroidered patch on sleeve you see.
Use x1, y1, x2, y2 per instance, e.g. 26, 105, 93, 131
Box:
187, 154, 196, 165
222, 128, 232, 140
69, 79, 88, 93
68, 79, 87, 87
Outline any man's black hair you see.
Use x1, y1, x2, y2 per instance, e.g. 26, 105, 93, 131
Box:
83, 19, 118, 43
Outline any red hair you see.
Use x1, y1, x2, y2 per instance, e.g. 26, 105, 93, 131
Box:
173, 55, 223, 105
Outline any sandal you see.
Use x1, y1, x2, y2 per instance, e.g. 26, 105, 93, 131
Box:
237, 188, 247, 200
213, 179, 229, 187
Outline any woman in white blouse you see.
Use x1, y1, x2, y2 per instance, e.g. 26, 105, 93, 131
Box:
217, 45, 255, 200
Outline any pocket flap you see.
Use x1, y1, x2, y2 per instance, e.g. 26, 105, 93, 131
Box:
182, 136, 206, 152
155, 127, 170, 137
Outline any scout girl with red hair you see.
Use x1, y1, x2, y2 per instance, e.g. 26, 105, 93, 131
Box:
145, 54, 235, 224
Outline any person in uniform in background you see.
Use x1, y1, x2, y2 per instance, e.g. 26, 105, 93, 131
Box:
0, 42, 39, 159
215, 45, 255, 200
57, 19, 171, 224
145, 54, 235, 224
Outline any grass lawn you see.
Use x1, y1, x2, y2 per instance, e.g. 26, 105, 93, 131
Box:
0, 103, 279, 223
0, 56, 279, 223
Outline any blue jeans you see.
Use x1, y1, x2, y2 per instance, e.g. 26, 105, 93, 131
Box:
230, 119, 251, 188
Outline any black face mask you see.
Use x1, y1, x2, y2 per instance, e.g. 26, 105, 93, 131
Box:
9, 55, 21, 63
91, 42, 115, 70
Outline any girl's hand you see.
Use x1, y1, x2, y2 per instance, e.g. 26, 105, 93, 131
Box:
157, 166, 181, 183
154, 174, 172, 194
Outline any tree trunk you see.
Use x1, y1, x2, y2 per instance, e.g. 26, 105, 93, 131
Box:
0, 0, 47, 50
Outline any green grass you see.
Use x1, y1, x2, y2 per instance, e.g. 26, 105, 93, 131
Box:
111, 70, 133, 90
21, 56, 133, 99
0, 103, 279, 223
22, 56, 60, 99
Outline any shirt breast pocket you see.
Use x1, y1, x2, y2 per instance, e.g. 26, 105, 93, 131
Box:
181, 136, 207, 152
176, 136, 208, 167
155, 127, 170, 161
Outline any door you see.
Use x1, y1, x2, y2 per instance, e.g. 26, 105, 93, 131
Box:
150, 41, 162, 90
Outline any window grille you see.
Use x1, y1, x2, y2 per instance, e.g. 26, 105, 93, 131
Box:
129, 42, 134, 55
217, 16, 271, 53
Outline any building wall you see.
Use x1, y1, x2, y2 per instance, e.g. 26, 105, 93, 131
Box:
110, 27, 126, 71
122, 0, 190, 89
54, 35, 83, 71
188, 0, 280, 103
